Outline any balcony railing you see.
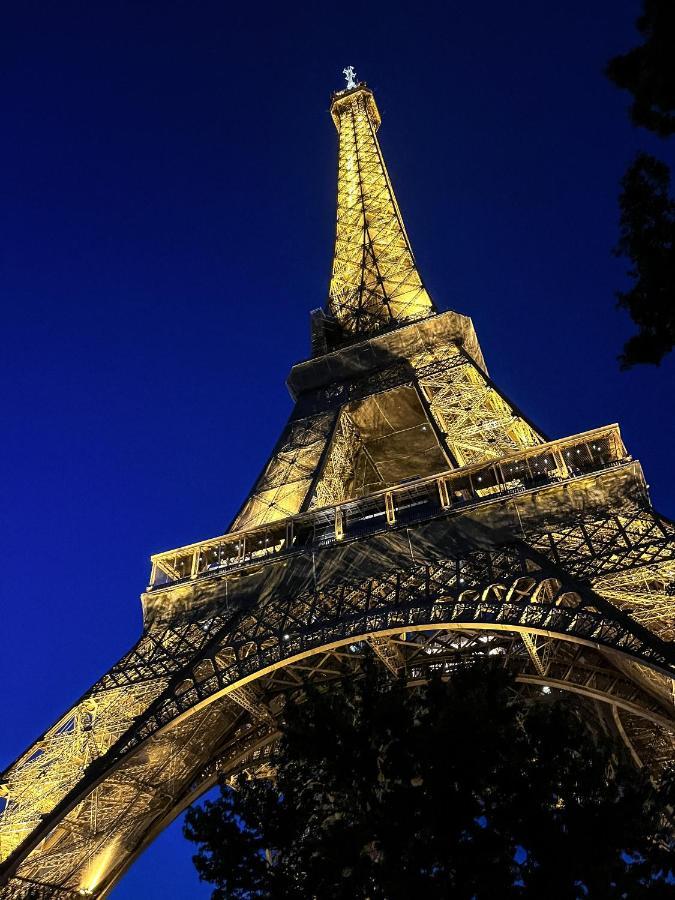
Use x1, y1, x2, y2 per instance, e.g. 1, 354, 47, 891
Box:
148, 425, 629, 590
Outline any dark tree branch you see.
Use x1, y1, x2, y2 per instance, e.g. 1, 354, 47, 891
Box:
606, 0, 675, 138
615, 152, 675, 368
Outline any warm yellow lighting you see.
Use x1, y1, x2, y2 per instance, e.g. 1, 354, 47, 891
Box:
0, 77, 673, 900
328, 85, 434, 335
80, 840, 118, 895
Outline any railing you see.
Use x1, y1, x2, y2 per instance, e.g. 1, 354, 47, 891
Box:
148, 425, 628, 590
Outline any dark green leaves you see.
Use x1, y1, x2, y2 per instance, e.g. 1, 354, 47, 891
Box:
184, 662, 675, 899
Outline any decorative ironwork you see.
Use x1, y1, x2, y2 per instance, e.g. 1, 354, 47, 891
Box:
232, 411, 336, 530
1, 80, 674, 898
414, 345, 543, 465
328, 85, 434, 338
310, 412, 360, 507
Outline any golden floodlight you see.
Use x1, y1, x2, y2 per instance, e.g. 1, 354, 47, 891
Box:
1, 72, 674, 898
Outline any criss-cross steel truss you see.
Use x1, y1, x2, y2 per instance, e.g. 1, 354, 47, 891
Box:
2, 81, 674, 898
327, 85, 434, 336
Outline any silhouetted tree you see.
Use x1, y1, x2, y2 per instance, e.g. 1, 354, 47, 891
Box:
606, 0, 675, 138
184, 662, 675, 899
606, 0, 675, 366
614, 152, 675, 368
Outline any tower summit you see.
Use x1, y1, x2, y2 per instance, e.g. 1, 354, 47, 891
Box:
322, 78, 435, 345
1, 77, 674, 899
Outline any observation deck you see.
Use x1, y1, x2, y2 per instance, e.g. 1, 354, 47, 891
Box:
147, 424, 637, 596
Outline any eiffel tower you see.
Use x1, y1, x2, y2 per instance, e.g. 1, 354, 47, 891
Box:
2, 75, 675, 899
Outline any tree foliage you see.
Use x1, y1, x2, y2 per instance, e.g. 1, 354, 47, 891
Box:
184, 663, 675, 899
615, 152, 675, 368
606, 0, 675, 366
606, 0, 675, 138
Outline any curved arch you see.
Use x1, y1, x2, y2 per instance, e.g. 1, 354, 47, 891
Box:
97, 627, 675, 898
2, 544, 674, 896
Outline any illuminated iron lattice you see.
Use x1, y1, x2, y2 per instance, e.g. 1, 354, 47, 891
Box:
328, 85, 434, 335
1, 80, 675, 899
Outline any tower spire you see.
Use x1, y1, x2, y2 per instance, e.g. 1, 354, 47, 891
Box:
325, 79, 436, 343
2, 76, 673, 900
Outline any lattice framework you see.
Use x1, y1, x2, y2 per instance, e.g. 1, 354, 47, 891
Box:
328, 87, 434, 335
1, 80, 674, 899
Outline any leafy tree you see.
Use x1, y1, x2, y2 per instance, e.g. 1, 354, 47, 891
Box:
606, 0, 675, 366
184, 662, 675, 899
606, 0, 675, 137
614, 152, 675, 368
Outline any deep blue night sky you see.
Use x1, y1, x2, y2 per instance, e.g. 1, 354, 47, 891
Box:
2, 1, 674, 897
